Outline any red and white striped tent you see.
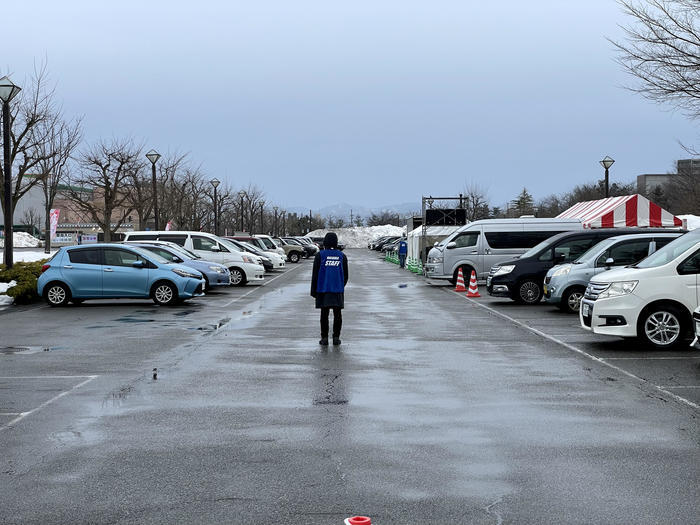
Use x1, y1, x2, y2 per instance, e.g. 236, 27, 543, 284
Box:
556, 194, 682, 228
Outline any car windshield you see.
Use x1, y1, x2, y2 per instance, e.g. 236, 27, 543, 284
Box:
130, 246, 170, 264
520, 238, 553, 259
217, 238, 243, 253
634, 233, 700, 268
259, 237, 276, 249
573, 238, 618, 264
271, 238, 283, 247
240, 242, 260, 254
171, 245, 199, 259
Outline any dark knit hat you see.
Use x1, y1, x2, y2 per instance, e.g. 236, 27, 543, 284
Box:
323, 232, 338, 249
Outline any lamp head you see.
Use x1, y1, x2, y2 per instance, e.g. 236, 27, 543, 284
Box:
210, 178, 220, 189
599, 156, 615, 170
0, 76, 21, 103
145, 149, 161, 165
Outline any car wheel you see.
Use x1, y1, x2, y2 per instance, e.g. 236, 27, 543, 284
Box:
515, 279, 542, 304
152, 282, 178, 306
637, 305, 688, 349
560, 286, 585, 314
289, 252, 300, 263
45, 283, 71, 307
229, 267, 247, 286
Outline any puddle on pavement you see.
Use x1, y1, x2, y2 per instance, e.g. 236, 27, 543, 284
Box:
116, 317, 156, 323
174, 309, 197, 317
188, 317, 232, 333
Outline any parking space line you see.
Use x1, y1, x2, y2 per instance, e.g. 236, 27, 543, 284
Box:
446, 290, 700, 411
605, 357, 700, 360
0, 375, 99, 430
222, 263, 307, 307
0, 375, 98, 379
660, 385, 700, 389
0, 413, 22, 416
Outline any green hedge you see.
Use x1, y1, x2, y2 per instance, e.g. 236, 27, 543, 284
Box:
0, 260, 49, 305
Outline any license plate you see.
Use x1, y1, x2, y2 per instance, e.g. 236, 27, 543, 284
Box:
486, 277, 492, 286
582, 303, 591, 317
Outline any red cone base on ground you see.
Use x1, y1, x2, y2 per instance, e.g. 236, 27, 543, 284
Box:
466, 270, 480, 298
454, 267, 467, 292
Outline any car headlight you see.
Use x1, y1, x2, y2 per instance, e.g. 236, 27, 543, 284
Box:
551, 265, 571, 278
493, 265, 515, 276
172, 268, 200, 279
241, 255, 255, 264
597, 281, 638, 299
209, 265, 226, 273
428, 256, 443, 264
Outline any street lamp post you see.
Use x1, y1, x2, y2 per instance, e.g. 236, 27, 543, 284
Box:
210, 178, 220, 235
599, 156, 615, 198
238, 191, 246, 232
273, 206, 278, 236
145, 149, 161, 230
259, 200, 265, 233
281, 211, 286, 236
0, 76, 21, 268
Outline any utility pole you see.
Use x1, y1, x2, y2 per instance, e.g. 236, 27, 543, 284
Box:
350, 209, 353, 226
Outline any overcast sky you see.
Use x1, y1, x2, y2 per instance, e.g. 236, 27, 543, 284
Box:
5, 1, 698, 210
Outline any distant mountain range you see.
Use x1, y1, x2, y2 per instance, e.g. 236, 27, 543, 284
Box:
286, 202, 419, 219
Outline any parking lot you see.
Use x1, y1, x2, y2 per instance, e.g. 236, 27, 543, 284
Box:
1, 249, 699, 525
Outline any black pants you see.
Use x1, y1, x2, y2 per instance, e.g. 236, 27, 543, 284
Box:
320, 307, 342, 338
399, 254, 406, 268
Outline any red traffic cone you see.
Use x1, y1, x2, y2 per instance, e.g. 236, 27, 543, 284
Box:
466, 270, 481, 298
454, 267, 467, 292
345, 517, 371, 525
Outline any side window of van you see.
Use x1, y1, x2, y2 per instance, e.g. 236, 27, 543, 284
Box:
598, 240, 652, 267
485, 231, 562, 249
192, 236, 218, 251
158, 235, 187, 246
129, 234, 157, 240
452, 232, 479, 248
677, 249, 700, 274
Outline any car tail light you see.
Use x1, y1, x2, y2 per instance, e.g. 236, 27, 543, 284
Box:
41, 264, 51, 273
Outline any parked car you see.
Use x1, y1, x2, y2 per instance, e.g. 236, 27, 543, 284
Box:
226, 238, 286, 272
374, 236, 400, 251
693, 306, 700, 349
487, 228, 676, 304
270, 237, 306, 263
426, 218, 584, 284
283, 237, 314, 258
580, 230, 700, 349
543, 232, 682, 313
123, 231, 265, 286
37, 244, 205, 306
125, 241, 232, 290
292, 237, 320, 256
382, 239, 400, 253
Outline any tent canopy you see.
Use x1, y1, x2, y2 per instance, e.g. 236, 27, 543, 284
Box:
557, 194, 682, 228
407, 225, 461, 259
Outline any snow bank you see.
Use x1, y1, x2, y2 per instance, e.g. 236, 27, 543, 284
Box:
678, 214, 700, 231
309, 225, 405, 248
0, 249, 53, 264
0, 280, 16, 306
0, 231, 41, 248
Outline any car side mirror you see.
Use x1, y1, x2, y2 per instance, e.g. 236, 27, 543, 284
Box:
555, 253, 566, 263
211, 246, 221, 252
446, 242, 457, 249
433, 241, 438, 246
605, 257, 614, 268
132, 260, 145, 268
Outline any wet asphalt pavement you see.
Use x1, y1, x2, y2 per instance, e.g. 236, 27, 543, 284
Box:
1, 249, 699, 524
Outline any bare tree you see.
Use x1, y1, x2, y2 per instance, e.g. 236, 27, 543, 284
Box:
0, 63, 69, 215
21, 208, 41, 233
64, 139, 140, 242
611, 0, 700, 119
461, 183, 491, 221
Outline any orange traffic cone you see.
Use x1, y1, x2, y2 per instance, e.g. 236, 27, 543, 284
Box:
466, 270, 481, 298
454, 267, 467, 292
345, 517, 371, 525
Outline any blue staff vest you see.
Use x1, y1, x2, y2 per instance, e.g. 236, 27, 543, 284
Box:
398, 240, 408, 255
317, 249, 345, 293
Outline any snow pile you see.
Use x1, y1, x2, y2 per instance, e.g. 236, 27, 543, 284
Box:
0, 249, 54, 264
678, 214, 700, 231
0, 231, 41, 248
0, 280, 16, 306
309, 225, 405, 248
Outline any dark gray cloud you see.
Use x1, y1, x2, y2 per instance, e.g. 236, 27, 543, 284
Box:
5, 0, 697, 209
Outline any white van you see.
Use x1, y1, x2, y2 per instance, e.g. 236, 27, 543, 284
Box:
580, 230, 700, 349
425, 218, 584, 283
123, 231, 265, 286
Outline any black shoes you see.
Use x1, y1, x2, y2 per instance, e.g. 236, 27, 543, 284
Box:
332, 338, 341, 346
319, 338, 329, 346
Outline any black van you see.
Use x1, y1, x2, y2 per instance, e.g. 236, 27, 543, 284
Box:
486, 228, 678, 304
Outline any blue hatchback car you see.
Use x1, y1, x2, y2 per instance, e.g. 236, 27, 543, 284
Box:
37, 244, 206, 306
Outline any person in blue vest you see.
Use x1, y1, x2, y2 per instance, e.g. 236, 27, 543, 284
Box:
310, 232, 348, 346
398, 235, 408, 268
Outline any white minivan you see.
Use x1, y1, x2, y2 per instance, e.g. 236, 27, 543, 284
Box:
580, 230, 700, 349
425, 218, 584, 283
123, 231, 265, 286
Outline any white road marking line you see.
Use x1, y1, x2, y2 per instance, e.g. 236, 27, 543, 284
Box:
606, 357, 700, 360
222, 263, 307, 307
0, 413, 22, 416
660, 385, 700, 389
446, 290, 700, 411
0, 375, 97, 379
0, 375, 99, 430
